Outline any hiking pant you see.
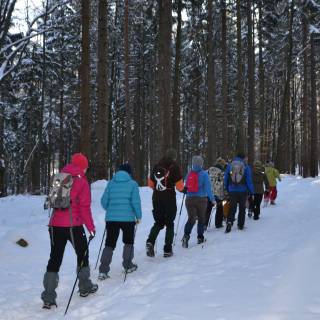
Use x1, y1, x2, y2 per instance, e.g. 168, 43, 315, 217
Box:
249, 194, 263, 218
227, 192, 247, 228
184, 196, 207, 239
147, 196, 177, 253
205, 198, 223, 228
269, 186, 277, 201
46, 226, 89, 272
99, 221, 136, 273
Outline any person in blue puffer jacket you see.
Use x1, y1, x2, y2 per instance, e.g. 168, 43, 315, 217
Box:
181, 155, 215, 248
224, 152, 254, 233
98, 163, 142, 280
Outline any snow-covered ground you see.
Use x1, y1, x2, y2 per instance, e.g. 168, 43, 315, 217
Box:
0, 175, 320, 320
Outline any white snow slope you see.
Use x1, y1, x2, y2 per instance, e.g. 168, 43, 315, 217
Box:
0, 175, 320, 320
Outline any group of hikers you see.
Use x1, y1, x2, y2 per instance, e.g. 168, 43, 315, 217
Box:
41, 149, 281, 309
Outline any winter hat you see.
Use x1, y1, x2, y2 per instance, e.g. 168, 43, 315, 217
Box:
118, 163, 132, 175
165, 148, 177, 161
216, 157, 227, 168
71, 153, 89, 171
192, 155, 204, 168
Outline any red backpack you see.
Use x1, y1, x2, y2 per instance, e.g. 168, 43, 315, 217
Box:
186, 171, 199, 193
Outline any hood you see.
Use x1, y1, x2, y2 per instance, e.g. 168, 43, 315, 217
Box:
62, 163, 85, 177
113, 170, 131, 182
191, 165, 202, 172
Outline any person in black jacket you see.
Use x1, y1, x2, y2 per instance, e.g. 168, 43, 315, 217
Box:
146, 149, 184, 257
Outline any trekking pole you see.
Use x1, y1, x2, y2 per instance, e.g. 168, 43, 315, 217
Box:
173, 193, 186, 246
64, 237, 93, 316
94, 227, 106, 270
124, 223, 138, 283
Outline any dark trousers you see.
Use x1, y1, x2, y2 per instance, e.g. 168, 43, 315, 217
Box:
147, 196, 177, 253
249, 194, 263, 218
206, 198, 224, 228
227, 192, 247, 228
47, 226, 88, 273
105, 221, 135, 249
184, 197, 207, 238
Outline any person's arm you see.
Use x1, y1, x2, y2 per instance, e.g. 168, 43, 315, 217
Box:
79, 179, 95, 233
131, 183, 142, 221
263, 173, 269, 191
100, 185, 110, 211
245, 166, 254, 194
204, 172, 214, 202
275, 169, 281, 181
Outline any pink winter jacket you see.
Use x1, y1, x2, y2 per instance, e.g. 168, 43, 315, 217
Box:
49, 164, 95, 233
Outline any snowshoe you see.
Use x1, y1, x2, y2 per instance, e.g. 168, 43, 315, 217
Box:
124, 264, 138, 273
79, 284, 98, 297
146, 242, 155, 257
225, 222, 232, 233
98, 272, 110, 281
181, 234, 189, 248
42, 301, 57, 309
163, 251, 173, 258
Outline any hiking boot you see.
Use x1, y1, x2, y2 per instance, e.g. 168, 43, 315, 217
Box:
79, 283, 98, 297
238, 225, 244, 230
225, 223, 232, 233
215, 224, 223, 229
253, 216, 259, 220
270, 200, 276, 205
248, 211, 252, 218
163, 251, 173, 258
146, 242, 155, 257
124, 263, 138, 273
42, 301, 57, 309
197, 236, 205, 245
98, 272, 110, 281
182, 234, 190, 248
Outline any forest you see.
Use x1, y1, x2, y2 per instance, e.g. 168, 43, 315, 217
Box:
0, 0, 319, 195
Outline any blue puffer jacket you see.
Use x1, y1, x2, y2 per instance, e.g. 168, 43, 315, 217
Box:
101, 171, 142, 222
185, 165, 214, 201
224, 157, 254, 194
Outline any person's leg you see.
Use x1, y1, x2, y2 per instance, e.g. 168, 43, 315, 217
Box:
237, 193, 247, 229
146, 198, 165, 245
184, 197, 197, 236
270, 186, 277, 203
205, 198, 213, 229
121, 222, 136, 270
254, 194, 263, 219
215, 200, 224, 228
163, 197, 177, 254
71, 226, 97, 294
99, 222, 120, 274
196, 198, 208, 240
226, 192, 238, 231
41, 227, 68, 305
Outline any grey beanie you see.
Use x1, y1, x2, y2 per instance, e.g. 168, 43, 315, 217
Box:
165, 148, 177, 160
192, 155, 204, 167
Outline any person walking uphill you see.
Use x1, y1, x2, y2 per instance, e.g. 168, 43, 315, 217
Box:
265, 161, 281, 205
98, 163, 142, 280
41, 153, 97, 309
224, 152, 254, 233
250, 160, 269, 220
182, 155, 215, 248
146, 149, 184, 258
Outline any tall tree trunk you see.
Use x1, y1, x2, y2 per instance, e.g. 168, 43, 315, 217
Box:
158, 0, 172, 153
172, 0, 182, 159
246, 0, 255, 165
206, 0, 216, 165
221, 0, 228, 158
310, 33, 318, 177
96, 0, 109, 179
80, 0, 91, 161
236, 0, 245, 154
258, 2, 266, 162
302, 9, 309, 177
124, 0, 133, 165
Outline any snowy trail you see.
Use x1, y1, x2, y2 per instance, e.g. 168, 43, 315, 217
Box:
1, 176, 320, 320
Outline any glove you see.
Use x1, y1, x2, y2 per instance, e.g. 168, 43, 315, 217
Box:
89, 230, 96, 241
211, 200, 217, 207
249, 194, 254, 202
182, 186, 188, 194
136, 219, 141, 224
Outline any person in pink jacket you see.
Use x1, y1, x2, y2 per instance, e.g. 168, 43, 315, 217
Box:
41, 153, 98, 309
